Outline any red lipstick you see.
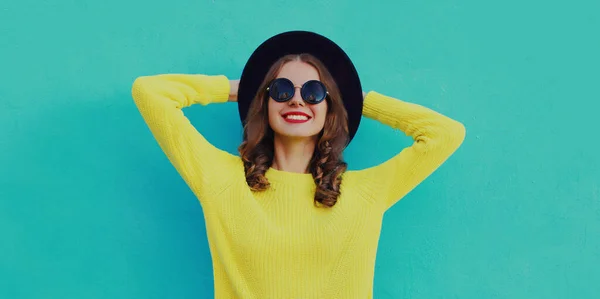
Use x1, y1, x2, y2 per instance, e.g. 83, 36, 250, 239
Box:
281, 111, 311, 123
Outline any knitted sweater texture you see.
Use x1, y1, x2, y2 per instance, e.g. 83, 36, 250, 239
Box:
131, 74, 466, 298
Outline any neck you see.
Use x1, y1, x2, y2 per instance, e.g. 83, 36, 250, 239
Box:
272, 135, 317, 173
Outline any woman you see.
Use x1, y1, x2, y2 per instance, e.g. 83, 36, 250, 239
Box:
132, 31, 465, 298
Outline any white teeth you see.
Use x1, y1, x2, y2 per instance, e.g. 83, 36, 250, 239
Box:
285, 115, 308, 120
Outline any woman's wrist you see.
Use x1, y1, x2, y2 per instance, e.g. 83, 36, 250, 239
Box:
229, 79, 239, 102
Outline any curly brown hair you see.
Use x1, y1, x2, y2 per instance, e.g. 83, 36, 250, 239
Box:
237, 53, 350, 207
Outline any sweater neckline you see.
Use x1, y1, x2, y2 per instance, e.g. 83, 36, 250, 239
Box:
265, 167, 315, 185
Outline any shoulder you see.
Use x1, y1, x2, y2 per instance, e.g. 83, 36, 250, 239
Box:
196, 150, 247, 197
340, 168, 389, 206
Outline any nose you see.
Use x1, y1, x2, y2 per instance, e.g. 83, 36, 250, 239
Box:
288, 86, 305, 106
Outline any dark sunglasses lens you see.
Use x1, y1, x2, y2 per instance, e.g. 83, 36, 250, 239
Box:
269, 79, 294, 102
301, 81, 327, 104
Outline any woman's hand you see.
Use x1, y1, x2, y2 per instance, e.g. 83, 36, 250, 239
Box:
229, 79, 239, 102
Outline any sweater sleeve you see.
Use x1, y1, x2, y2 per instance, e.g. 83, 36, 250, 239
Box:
131, 74, 238, 200
349, 91, 466, 211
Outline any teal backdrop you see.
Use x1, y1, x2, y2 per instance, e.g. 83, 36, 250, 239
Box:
1, 0, 599, 298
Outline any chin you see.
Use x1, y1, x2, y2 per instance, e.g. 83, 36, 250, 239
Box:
275, 129, 321, 139
272, 125, 322, 140
270, 119, 322, 137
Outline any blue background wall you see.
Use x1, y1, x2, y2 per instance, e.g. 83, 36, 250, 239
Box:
1, 0, 599, 298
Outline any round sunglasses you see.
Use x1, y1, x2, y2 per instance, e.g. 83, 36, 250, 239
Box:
266, 78, 328, 104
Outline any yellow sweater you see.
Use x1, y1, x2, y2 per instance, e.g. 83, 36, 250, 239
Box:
131, 74, 465, 298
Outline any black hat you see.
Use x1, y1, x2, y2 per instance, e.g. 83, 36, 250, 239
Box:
237, 30, 363, 144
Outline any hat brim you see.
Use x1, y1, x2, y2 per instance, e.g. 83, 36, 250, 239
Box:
237, 30, 363, 145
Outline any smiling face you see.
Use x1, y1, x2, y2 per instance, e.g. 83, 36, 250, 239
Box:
267, 60, 329, 140
239, 53, 351, 201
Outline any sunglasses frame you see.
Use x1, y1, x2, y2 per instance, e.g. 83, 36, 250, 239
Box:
266, 77, 329, 104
